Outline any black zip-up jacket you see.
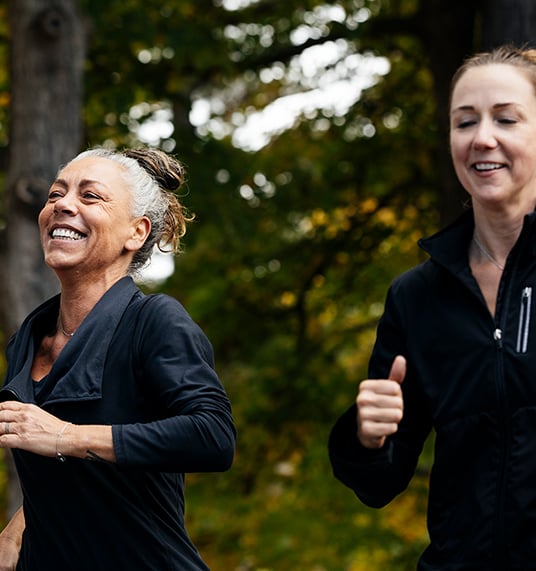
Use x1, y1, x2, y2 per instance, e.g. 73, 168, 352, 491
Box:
329, 209, 536, 570
2, 276, 236, 571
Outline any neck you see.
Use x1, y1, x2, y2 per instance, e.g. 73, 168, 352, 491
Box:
472, 208, 523, 255
472, 231, 505, 271
58, 314, 76, 337
56, 273, 128, 335
472, 198, 531, 236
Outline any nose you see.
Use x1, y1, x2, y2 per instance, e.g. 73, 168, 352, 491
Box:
473, 118, 498, 150
52, 192, 78, 215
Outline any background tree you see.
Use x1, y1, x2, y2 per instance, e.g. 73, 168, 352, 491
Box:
1, 0, 536, 568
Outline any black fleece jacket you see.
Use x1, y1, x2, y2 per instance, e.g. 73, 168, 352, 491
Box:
2, 276, 236, 571
330, 209, 536, 571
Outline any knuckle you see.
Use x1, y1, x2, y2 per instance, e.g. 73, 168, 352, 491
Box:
356, 391, 373, 408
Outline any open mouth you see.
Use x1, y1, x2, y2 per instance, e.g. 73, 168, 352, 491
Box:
51, 228, 87, 241
473, 162, 505, 172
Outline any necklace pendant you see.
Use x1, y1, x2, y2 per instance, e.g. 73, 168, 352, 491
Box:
58, 316, 76, 337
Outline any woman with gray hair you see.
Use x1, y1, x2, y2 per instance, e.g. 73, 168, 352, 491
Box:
0, 147, 236, 570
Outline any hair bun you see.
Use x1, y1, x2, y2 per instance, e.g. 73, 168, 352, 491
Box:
123, 148, 185, 192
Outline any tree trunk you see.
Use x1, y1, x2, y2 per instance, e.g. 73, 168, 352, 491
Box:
421, 0, 536, 226
1, 0, 86, 517
420, 0, 478, 226
481, 0, 536, 49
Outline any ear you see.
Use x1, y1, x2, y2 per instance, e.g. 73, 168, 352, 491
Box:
125, 216, 152, 252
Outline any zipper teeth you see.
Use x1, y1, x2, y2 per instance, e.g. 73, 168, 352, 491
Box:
493, 325, 508, 567
522, 287, 532, 352
516, 286, 532, 353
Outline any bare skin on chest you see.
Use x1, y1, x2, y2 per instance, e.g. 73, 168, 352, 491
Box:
31, 333, 68, 381
470, 258, 502, 317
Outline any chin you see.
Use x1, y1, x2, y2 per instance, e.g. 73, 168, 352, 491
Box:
44, 256, 80, 271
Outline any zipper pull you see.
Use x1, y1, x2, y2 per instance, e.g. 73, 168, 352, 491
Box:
494, 328, 503, 349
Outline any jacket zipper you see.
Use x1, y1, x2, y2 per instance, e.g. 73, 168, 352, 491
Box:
493, 327, 503, 348
493, 326, 509, 569
516, 286, 532, 353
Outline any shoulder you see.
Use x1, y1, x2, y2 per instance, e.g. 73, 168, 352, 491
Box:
378, 259, 444, 331
389, 259, 437, 298
128, 293, 213, 355
131, 292, 195, 328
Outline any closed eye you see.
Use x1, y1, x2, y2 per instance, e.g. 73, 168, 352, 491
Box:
82, 191, 101, 200
47, 190, 64, 201
455, 120, 476, 129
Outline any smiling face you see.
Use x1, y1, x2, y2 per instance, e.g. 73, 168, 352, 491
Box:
39, 156, 150, 284
450, 63, 536, 212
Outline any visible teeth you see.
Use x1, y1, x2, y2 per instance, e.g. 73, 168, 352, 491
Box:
474, 162, 503, 171
52, 228, 85, 240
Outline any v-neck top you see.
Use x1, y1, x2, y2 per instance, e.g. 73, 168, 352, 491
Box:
2, 276, 235, 570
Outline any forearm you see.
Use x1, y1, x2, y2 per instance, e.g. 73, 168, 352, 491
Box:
1, 507, 24, 549
0, 402, 116, 462
58, 423, 115, 462
0, 506, 25, 570
113, 410, 236, 471
329, 404, 430, 507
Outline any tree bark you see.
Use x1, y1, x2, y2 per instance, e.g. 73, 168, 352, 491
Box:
420, 0, 536, 225
1, 0, 86, 517
481, 0, 536, 49
419, 0, 478, 226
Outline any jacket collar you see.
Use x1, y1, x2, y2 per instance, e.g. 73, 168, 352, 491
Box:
418, 209, 474, 274
2, 276, 141, 405
418, 208, 536, 274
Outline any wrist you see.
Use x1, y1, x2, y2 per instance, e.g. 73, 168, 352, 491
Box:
56, 422, 73, 462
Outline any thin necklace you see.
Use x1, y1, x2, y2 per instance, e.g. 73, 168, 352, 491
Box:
58, 315, 76, 337
472, 231, 505, 271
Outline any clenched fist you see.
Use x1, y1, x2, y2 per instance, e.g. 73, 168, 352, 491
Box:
356, 355, 406, 449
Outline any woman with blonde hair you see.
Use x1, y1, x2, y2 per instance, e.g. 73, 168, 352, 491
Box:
330, 45, 536, 569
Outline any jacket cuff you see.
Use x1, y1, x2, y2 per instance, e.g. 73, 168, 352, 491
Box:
329, 405, 393, 465
111, 424, 125, 464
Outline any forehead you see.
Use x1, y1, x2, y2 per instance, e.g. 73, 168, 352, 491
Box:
58, 156, 128, 186
451, 63, 536, 109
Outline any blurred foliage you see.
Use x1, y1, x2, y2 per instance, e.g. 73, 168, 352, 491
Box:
0, 1, 7, 153
0, 0, 469, 569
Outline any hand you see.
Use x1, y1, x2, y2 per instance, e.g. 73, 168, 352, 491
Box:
356, 355, 406, 449
0, 507, 24, 571
0, 534, 20, 571
0, 402, 68, 458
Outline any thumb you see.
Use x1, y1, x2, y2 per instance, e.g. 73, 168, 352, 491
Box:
388, 355, 406, 385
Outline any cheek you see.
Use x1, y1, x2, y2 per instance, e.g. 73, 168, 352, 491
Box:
449, 140, 472, 187
450, 129, 474, 158
520, 140, 536, 163
37, 206, 51, 233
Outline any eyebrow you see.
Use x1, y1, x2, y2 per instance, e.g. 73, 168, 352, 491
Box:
452, 102, 520, 113
52, 178, 103, 189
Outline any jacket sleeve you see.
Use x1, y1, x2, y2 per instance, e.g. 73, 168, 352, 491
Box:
328, 282, 432, 507
112, 295, 236, 473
